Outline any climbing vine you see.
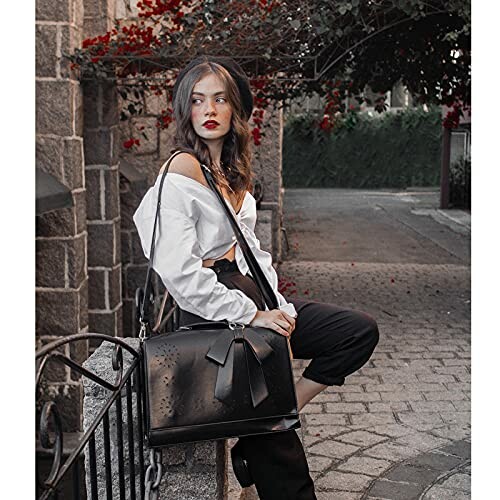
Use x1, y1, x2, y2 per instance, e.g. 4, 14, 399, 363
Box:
67, 0, 470, 150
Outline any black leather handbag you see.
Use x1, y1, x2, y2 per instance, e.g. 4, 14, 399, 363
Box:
138, 151, 300, 448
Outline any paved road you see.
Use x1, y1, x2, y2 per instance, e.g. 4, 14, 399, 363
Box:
229, 187, 471, 499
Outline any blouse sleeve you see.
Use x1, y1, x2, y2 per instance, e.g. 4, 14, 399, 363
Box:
136, 206, 259, 324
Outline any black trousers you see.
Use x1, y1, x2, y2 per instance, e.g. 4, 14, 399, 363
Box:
178, 259, 380, 499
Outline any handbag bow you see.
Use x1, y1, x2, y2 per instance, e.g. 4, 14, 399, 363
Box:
206, 328, 274, 408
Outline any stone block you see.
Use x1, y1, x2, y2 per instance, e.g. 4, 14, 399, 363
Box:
36, 289, 80, 336
36, 0, 71, 21
104, 168, 120, 219
396, 411, 444, 430
101, 82, 119, 127
36, 80, 73, 136
438, 440, 471, 459
368, 402, 409, 413
36, 136, 63, 180
83, 17, 109, 40
74, 190, 87, 234
342, 392, 381, 403
367, 479, 423, 499
87, 221, 115, 267
336, 431, 387, 447
324, 402, 366, 414
315, 471, 372, 492
36, 337, 69, 382
36, 24, 57, 78
365, 441, 420, 462
84, 128, 112, 165
109, 265, 122, 310
79, 278, 89, 331
67, 233, 87, 288
89, 309, 118, 337
74, 0, 84, 26
88, 269, 105, 309
121, 298, 135, 338
422, 485, 469, 499
338, 456, 392, 476
308, 440, 359, 459
63, 138, 84, 190
70, 337, 89, 381
36, 238, 66, 288
82, 81, 100, 129
423, 391, 467, 401
411, 451, 462, 471
380, 391, 423, 402
60, 25, 82, 79
350, 413, 396, 426
121, 230, 131, 264
409, 401, 456, 413
304, 413, 350, 427
385, 464, 442, 485
85, 168, 102, 220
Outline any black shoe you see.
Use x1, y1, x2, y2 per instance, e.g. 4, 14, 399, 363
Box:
230, 439, 254, 488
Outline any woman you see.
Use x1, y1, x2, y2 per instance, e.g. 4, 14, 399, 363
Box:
133, 55, 379, 499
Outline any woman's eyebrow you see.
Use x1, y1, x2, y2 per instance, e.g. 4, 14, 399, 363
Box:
192, 91, 226, 96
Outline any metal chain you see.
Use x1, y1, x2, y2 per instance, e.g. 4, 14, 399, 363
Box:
145, 449, 163, 500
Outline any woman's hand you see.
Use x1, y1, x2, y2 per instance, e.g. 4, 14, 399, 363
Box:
249, 310, 296, 337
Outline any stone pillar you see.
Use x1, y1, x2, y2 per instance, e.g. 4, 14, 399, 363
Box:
83, 80, 123, 342
82, 0, 125, 344
35, 0, 88, 432
251, 106, 284, 262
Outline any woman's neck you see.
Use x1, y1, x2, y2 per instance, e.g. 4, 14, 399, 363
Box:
204, 139, 223, 167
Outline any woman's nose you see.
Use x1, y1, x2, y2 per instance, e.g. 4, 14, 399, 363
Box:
205, 99, 216, 114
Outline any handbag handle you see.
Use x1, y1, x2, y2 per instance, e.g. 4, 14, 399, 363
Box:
139, 151, 279, 333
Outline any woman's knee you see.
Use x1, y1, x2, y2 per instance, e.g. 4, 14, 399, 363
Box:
354, 311, 380, 349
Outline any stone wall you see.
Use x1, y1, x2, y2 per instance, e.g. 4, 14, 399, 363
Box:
35, 0, 88, 432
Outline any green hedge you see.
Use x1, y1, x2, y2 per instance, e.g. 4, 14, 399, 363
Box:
283, 106, 442, 189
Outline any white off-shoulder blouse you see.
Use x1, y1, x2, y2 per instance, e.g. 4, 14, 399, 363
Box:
133, 171, 298, 325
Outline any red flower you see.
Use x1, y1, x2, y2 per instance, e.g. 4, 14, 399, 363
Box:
123, 138, 139, 149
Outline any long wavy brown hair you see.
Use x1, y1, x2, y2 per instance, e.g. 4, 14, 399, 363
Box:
170, 58, 255, 201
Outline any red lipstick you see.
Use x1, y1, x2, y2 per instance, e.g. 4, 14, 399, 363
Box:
203, 120, 219, 129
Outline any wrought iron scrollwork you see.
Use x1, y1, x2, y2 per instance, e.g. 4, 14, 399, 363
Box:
36, 333, 143, 500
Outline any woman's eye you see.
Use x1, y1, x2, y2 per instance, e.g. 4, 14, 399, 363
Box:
191, 97, 227, 104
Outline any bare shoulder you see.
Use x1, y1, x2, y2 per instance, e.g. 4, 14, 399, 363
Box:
160, 152, 208, 188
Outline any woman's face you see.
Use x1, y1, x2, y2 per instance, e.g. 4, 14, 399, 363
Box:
190, 73, 233, 143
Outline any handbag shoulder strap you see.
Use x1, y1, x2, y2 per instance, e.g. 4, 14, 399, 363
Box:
199, 164, 279, 311
139, 150, 184, 329
139, 152, 279, 334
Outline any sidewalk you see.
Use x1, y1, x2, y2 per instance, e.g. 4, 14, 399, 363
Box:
230, 187, 471, 499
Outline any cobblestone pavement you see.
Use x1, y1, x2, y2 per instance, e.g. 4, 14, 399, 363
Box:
228, 188, 471, 499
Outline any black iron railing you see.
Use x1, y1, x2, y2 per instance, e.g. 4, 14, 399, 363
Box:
36, 334, 145, 500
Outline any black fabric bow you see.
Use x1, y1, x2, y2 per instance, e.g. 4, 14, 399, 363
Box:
206, 328, 274, 407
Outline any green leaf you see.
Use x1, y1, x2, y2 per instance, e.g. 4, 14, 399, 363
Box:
290, 20, 301, 30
